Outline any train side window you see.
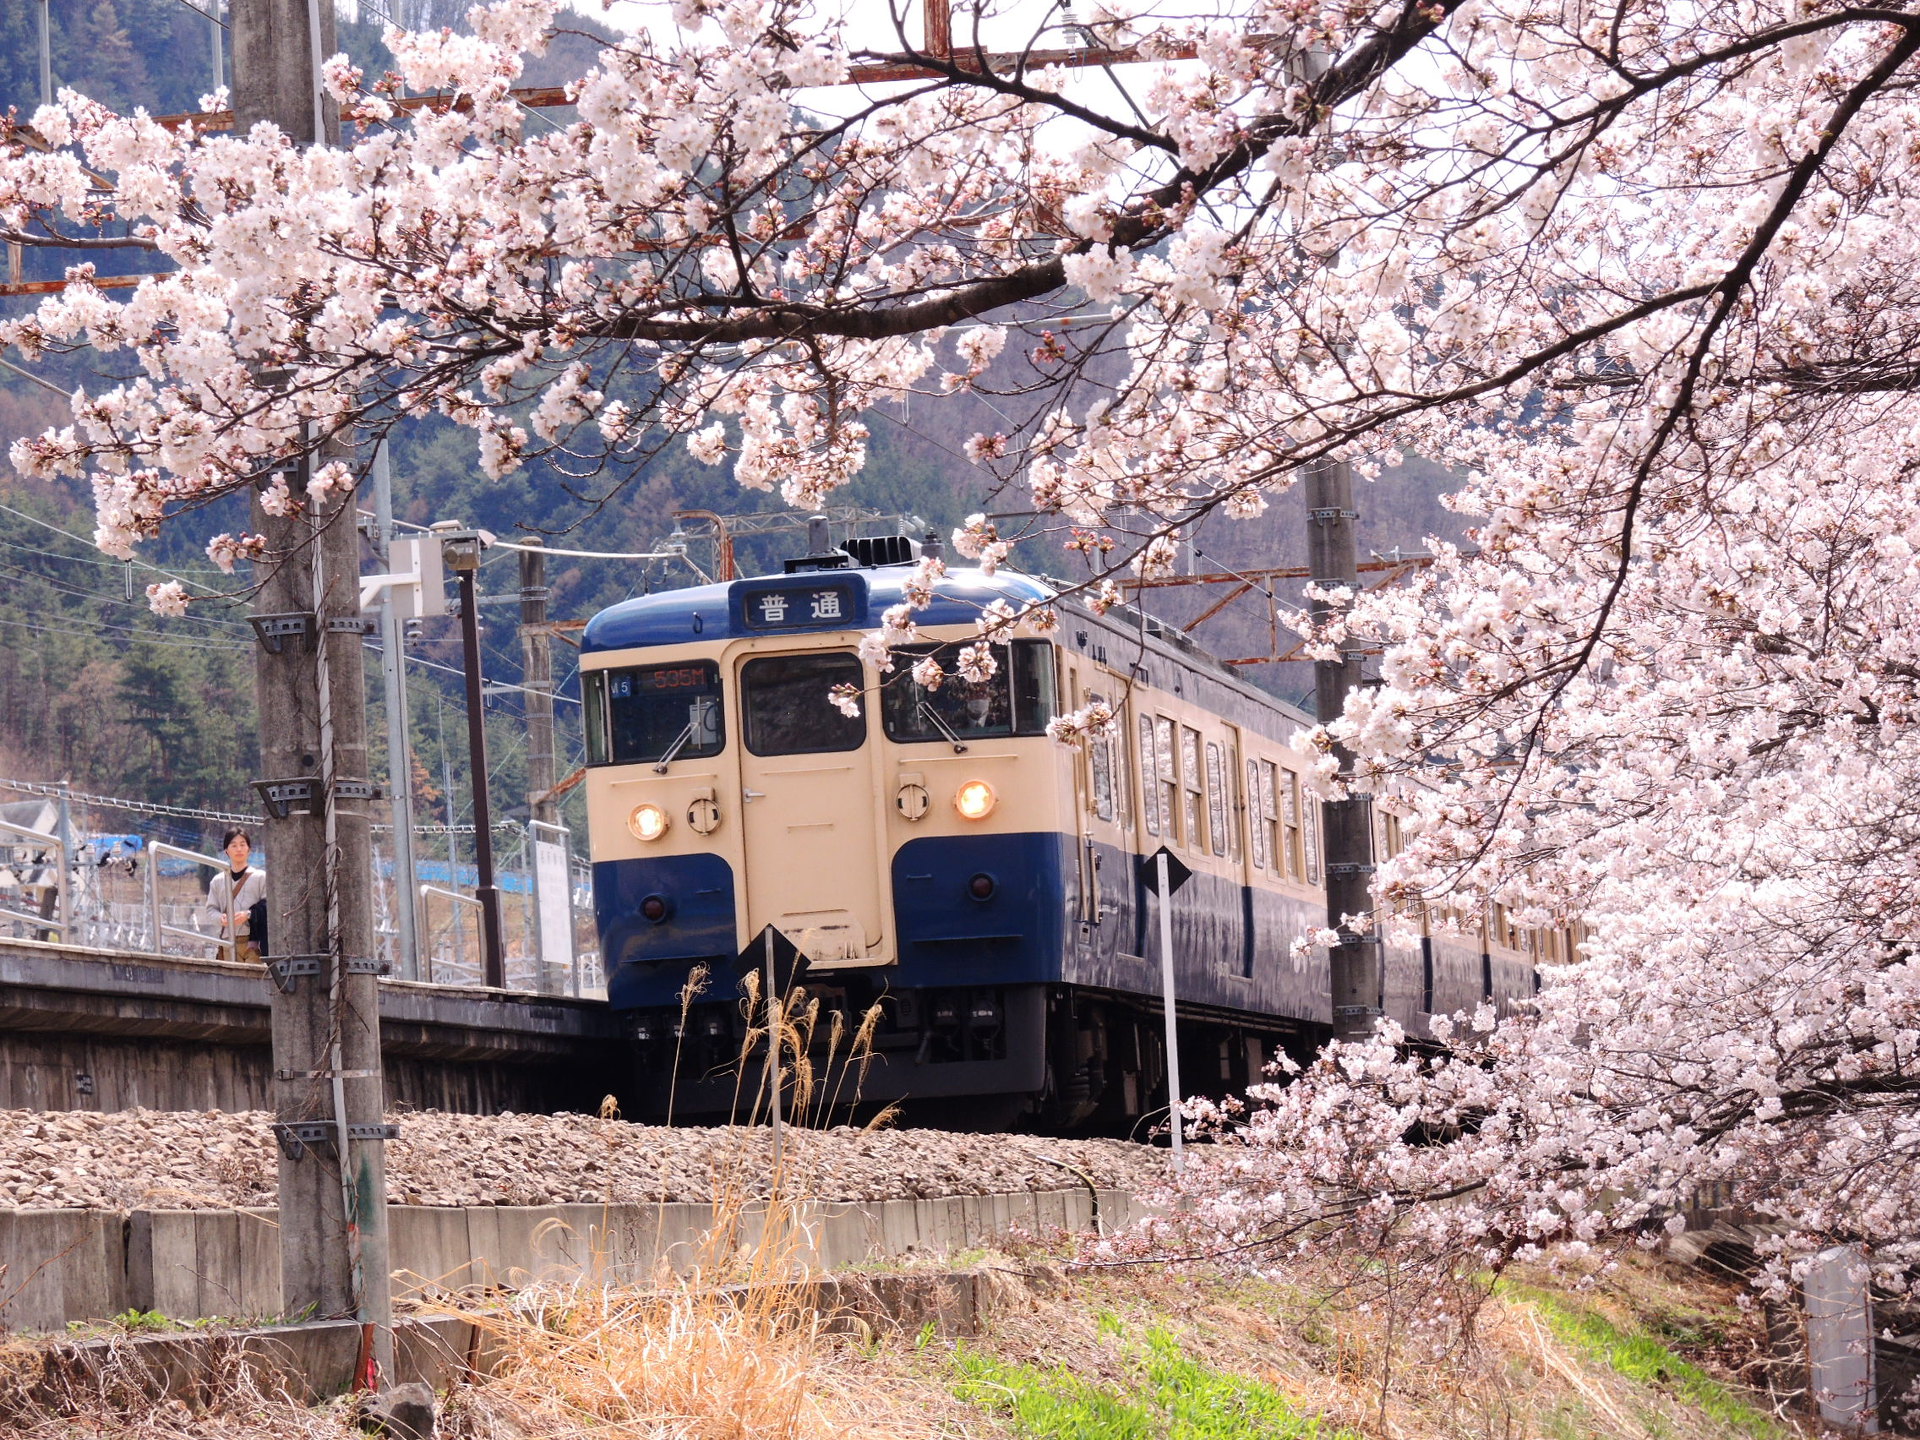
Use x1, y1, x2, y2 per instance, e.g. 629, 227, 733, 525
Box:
1138, 714, 1160, 835
1260, 760, 1285, 877
1180, 727, 1203, 849
741, 652, 866, 756
1245, 758, 1268, 869
1224, 740, 1242, 864
1204, 741, 1227, 856
1281, 769, 1304, 879
1303, 783, 1321, 883
598, 661, 725, 766
1088, 692, 1115, 821
583, 671, 609, 765
1155, 717, 1180, 843
881, 640, 1054, 741
1010, 640, 1056, 733
1111, 714, 1131, 829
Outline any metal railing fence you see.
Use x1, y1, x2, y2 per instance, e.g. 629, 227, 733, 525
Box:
0, 810, 600, 996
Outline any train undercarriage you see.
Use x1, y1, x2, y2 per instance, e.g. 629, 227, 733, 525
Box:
620, 979, 1324, 1135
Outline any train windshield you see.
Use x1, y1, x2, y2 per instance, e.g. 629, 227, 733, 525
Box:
741, 652, 867, 756
881, 640, 1055, 742
584, 661, 725, 766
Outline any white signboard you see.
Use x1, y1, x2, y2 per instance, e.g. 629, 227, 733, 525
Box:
534, 837, 574, 987
1806, 1244, 1878, 1432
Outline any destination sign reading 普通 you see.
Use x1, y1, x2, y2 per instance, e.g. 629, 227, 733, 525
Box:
740, 584, 855, 631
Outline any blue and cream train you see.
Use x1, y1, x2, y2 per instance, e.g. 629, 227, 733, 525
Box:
579, 536, 1547, 1128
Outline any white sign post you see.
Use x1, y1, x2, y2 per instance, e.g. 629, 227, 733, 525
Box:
1806, 1244, 1878, 1433
529, 820, 573, 995
1140, 846, 1193, 1172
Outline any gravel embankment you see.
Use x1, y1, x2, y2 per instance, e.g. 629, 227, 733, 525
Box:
0, 1109, 1163, 1211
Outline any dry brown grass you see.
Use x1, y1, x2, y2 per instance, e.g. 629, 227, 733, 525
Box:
434, 1187, 896, 1440
0, 1241, 1818, 1440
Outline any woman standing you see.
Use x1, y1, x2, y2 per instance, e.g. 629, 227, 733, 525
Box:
205, 827, 267, 963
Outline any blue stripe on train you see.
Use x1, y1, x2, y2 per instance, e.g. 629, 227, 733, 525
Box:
889, 831, 1069, 986
593, 853, 737, 1010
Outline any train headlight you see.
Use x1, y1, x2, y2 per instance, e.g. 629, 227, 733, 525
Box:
628, 803, 670, 842
954, 779, 997, 821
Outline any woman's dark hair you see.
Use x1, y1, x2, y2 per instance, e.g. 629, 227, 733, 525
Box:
221, 827, 253, 851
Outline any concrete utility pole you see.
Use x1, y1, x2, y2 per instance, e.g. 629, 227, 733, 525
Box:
233, 0, 394, 1384
1304, 457, 1383, 1043
519, 541, 558, 829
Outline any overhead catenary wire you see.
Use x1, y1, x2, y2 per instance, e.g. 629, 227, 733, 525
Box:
361, 640, 581, 705
0, 776, 260, 824
0, 612, 249, 651
0, 354, 70, 397
371, 512, 682, 562
166, 0, 228, 28
0, 556, 253, 629
0, 501, 228, 581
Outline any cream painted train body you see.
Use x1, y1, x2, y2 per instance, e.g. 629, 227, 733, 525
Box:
580, 543, 1541, 1128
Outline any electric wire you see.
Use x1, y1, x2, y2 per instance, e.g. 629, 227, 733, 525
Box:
0, 612, 249, 651
0, 501, 228, 580
0, 557, 254, 629
0, 776, 259, 824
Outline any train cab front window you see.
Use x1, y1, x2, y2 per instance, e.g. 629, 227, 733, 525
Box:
585, 661, 725, 767
742, 652, 867, 756
881, 641, 1056, 743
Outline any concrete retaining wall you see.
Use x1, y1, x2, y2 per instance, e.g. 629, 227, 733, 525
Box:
33, 1268, 1043, 1406
1, 1187, 1131, 1334
0, 940, 624, 1115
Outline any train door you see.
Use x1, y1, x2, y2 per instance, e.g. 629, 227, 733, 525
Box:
1066, 663, 1099, 928
732, 648, 887, 966
1225, 722, 1258, 979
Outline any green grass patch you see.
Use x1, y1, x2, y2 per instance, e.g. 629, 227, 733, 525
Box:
1506, 1286, 1780, 1438
953, 1322, 1357, 1440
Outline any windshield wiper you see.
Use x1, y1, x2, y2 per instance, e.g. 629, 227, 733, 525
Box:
653, 721, 696, 774
655, 697, 717, 773
918, 701, 968, 754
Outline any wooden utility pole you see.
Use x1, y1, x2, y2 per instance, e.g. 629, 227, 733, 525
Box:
1304, 457, 1382, 1043
519, 541, 558, 829
233, 0, 393, 1384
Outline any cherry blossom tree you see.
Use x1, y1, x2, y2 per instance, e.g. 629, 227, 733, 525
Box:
7, 0, 1920, 1297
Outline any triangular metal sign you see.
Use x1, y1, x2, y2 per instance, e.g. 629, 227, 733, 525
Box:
1136, 846, 1193, 895
737, 923, 809, 994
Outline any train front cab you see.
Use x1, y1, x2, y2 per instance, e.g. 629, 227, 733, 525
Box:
581, 565, 1076, 1120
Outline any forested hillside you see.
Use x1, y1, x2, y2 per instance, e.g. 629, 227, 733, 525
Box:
0, 0, 1464, 834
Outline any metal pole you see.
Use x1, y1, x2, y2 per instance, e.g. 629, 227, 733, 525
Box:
39, 0, 52, 108
455, 565, 507, 987
765, 926, 783, 1170
1156, 851, 1183, 1171
146, 840, 161, 953
54, 780, 73, 940
1304, 457, 1381, 1044
442, 750, 461, 979
373, 445, 420, 981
